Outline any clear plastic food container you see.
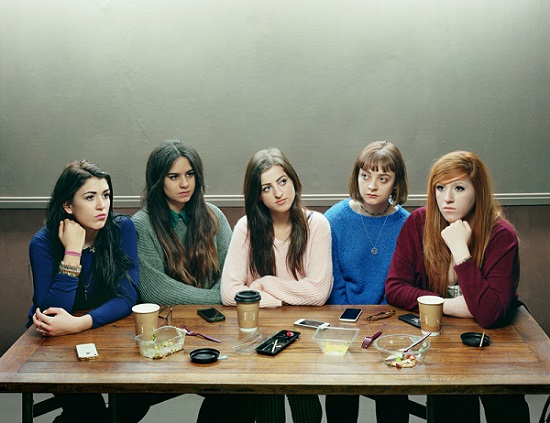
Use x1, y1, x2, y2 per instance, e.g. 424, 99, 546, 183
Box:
135, 326, 186, 359
313, 326, 359, 356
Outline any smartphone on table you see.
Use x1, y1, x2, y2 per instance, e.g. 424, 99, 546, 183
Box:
398, 313, 421, 328
197, 307, 226, 323
294, 318, 330, 329
339, 308, 362, 322
75, 343, 99, 361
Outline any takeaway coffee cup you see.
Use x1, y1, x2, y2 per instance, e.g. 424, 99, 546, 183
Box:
417, 295, 444, 336
132, 303, 160, 336
235, 290, 261, 332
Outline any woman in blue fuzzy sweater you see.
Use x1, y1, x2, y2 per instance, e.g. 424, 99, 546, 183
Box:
324, 141, 410, 423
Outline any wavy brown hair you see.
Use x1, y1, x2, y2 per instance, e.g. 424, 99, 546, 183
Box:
143, 140, 219, 288
244, 148, 308, 280
348, 141, 408, 205
423, 151, 511, 297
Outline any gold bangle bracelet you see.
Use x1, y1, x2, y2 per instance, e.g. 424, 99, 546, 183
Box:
59, 268, 81, 277
59, 261, 82, 277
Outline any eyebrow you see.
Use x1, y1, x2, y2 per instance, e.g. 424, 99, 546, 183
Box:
363, 169, 391, 176
262, 174, 287, 187
167, 168, 193, 175
439, 180, 466, 186
82, 189, 110, 195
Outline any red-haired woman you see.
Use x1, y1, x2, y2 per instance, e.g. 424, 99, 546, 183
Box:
386, 150, 529, 422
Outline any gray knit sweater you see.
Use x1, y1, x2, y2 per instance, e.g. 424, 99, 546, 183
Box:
132, 203, 232, 305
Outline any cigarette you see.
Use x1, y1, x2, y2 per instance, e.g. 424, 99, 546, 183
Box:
479, 332, 486, 348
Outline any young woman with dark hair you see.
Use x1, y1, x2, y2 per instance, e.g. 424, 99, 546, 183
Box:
133, 139, 231, 304
386, 150, 529, 422
324, 141, 410, 423
221, 147, 333, 423
28, 160, 141, 422
132, 139, 253, 423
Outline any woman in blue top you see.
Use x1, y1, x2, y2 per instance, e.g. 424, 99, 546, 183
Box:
324, 141, 410, 423
28, 160, 142, 422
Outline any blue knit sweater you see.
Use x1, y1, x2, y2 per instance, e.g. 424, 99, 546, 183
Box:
325, 199, 409, 305
27, 216, 139, 328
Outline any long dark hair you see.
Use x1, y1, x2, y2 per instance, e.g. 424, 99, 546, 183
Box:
243, 148, 308, 280
143, 139, 220, 287
45, 160, 134, 301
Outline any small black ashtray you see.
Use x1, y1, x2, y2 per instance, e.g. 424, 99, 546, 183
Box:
460, 332, 491, 348
190, 348, 220, 363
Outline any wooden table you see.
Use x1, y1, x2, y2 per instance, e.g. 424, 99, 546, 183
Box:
1, 305, 549, 422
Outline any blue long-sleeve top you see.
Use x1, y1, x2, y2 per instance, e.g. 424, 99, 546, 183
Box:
325, 199, 409, 305
27, 215, 139, 328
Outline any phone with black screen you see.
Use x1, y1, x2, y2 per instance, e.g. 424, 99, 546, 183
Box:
398, 313, 421, 328
197, 307, 226, 323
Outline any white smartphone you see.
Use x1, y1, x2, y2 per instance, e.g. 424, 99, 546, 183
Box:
339, 308, 362, 322
294, 318, 330, 329
76, 343, 99, 361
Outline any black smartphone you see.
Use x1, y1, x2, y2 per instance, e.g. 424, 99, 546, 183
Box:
398, 313, 421, 328
339, 308, 362, 322
197, 307, 225, 323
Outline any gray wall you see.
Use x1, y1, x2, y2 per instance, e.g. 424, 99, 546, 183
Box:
1, 1, 550, 203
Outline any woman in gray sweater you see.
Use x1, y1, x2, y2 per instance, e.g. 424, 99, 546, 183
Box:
132, 139, 253, 423
133, 140, 232, 305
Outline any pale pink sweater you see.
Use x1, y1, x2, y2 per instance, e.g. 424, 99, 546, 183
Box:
221, 211, 333, 308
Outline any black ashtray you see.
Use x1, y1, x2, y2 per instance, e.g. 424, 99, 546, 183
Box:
190, 348, 220, 363
460, 332, 491, 347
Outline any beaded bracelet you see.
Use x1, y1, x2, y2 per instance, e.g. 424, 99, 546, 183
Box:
59, 261, 82, 277
455, 256, 472, 266
64, 250, 82, 258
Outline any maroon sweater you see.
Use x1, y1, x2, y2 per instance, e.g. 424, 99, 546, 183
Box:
385, 207, 521, 329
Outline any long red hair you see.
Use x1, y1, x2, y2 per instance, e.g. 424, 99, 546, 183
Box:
424, 151, 507, 297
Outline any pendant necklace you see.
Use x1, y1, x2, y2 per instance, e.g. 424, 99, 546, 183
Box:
82, 271, 93, 302
360, 213, 390, 255
81, 246, 94, 301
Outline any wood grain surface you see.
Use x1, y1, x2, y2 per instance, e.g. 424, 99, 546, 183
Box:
1, 305, 549, 396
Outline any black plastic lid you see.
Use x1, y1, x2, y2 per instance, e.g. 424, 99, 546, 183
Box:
460, 332, 491, 347
190, 348, 220, 364
234, 290, 261, 303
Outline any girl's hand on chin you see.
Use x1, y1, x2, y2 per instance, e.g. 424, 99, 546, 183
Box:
441, 220, 472, 261
58, 219, 86, 251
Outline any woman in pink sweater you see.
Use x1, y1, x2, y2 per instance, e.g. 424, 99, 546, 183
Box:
221, 147, 333, 423
386, 150, 529, 423
221, 148, 332, 308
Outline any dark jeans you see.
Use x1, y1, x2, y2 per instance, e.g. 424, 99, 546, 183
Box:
53, 393, 256, 423
256, 394, 323, 423
428, 394, 530, 423
52, 394, 108, 423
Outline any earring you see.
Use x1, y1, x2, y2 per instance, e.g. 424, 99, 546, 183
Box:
389, 189, 397, 206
